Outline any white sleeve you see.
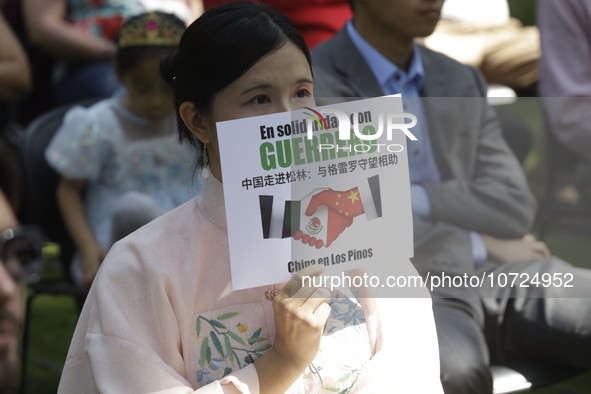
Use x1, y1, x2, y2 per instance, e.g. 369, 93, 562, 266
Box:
58, 241, 261, 394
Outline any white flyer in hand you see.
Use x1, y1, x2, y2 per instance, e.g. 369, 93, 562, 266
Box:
217, 95, 414, 290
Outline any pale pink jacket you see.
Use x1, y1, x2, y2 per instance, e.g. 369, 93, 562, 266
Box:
58, 175, 442, 393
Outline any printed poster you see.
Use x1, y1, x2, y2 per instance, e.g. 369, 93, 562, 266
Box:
217, 95, 414, 290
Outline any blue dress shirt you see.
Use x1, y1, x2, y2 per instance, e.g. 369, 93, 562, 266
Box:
346, 20, 487, 264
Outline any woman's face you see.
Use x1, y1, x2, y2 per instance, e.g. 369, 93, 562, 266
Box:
209, 41, 314, 122
186, 41, 315, 181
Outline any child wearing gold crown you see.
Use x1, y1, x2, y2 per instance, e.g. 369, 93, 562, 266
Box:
46, 12, 199, 288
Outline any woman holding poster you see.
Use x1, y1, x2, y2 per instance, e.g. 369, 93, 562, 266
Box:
58, 3, 443, 393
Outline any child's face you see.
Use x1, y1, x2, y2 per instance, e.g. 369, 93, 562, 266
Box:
120, 55, 174, 121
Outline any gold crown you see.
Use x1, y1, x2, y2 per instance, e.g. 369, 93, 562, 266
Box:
118, 12, 184, 48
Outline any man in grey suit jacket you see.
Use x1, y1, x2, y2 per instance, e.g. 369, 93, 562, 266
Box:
311, 0, 591, 393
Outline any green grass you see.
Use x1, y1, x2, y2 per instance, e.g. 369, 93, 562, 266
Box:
533, 372, 591, 394
23, 295, 78, 394
545, 233, 591, 269
508, 0, 537, 26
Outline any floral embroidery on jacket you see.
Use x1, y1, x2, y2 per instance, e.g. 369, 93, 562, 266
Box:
195, 296, 370, 391
195, 312, 271, 386
310, 363, 365, 394
325, 296, 366, 335
307, 296, 369, 393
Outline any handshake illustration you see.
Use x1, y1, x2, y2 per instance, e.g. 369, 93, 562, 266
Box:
259, 175, 382, 249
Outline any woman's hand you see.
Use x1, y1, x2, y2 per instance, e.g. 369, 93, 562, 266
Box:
481, 234, 550, 264
272, 265, 331, 368
81, 241, 107, 287
253, 265, 331, 393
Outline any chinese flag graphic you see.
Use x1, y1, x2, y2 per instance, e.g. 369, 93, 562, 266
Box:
259, 175, 382, 248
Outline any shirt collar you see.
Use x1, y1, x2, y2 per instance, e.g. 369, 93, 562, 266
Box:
346, 19, 425, 91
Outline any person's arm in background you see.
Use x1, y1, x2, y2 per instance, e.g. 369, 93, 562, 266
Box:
56, 178, 106, 286
481, 233, 549, 263
22, 0, 116, 62
47, 104, 113, 287
538, 0, 591, 158
412, 183, 549, 264
0, 13, 32, 101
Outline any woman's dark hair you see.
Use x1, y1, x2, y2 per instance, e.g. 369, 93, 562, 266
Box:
159, 2, 312, 162
347, 0, 355, 12
115, 12, 186, 75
